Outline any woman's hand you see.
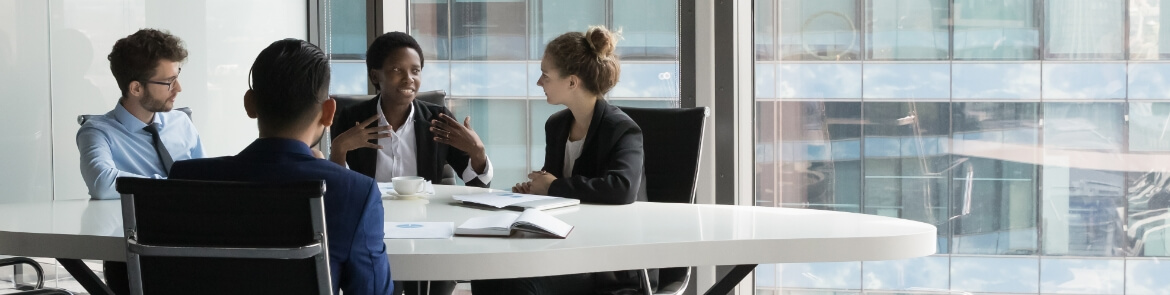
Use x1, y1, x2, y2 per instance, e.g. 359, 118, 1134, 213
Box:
329, 115, 391, 165
525, 170, 556, 195
431, 113, 489, 173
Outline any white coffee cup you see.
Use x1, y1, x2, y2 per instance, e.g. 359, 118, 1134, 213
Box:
391, 176, 426, 196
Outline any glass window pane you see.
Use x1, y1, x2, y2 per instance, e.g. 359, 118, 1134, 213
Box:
420, 61, 452, 95
449, 98, 528, 190
1042, 63, 1126, 100
1130, 0, 1170, 60
328, 61, 369, 95
780, 0, 861, 61
951, 63, 1041, 99
757, 63, 777, 99
1127, 170, 1170, 257
451, 0, 526, 60
951, 102, 1039, 255
866, 0, 950, 60
953, 0, 1040, 60
862, 64, 949, 99
2, 1, 52, 202
528, 0, 604, 60
950, 256, 1040, 293
613, 0, 679, 60
1129, 63, 1170, 99
863, 102, 952, 252
608, 63, 680, 99
1130, 102, 1170, 152
1040, 258, 1124, 294
411, 0, 450, 60
1044, 0, 1124, 60
861, 256, 949, 291
761, 102, 862, 212
450, 62, 528, 97
1042, 165, 1126, 256
1043, 102, 1124, 150
780, 63, 862, 99
755, 0, 777, 60
324, 0, 367, 57
1127, 259, 1170, 293
774, 262, 861, 290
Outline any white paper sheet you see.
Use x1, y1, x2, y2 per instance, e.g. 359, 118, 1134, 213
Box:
384, 222, 454, 239
452, 192, 556, 208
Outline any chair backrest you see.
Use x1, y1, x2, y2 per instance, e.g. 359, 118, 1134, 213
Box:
331, 90, 447, 111
617, 106, 709, 204
116, 178, 330, 295
77, 107, 193, 125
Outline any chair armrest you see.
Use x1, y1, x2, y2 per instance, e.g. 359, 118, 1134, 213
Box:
0, 257, 45, 290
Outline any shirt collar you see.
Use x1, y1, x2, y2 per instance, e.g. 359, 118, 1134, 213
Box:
376, 97, 416, 128
112, 102, 162, 132
240, 137, 315, 157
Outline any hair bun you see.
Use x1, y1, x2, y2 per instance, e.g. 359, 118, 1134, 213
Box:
585, 26, 620, 57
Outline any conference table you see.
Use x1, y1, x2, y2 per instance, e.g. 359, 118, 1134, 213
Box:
0, 185, 936, 294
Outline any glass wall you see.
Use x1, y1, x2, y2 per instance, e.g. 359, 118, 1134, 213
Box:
408, 0, 680, 189
756, 0, 1170, 294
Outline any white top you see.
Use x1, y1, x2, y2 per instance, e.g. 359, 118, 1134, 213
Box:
374, 101, 418, 182
563, 136, 585, 177
373, 99, 494, 184
0, 186, 937, 281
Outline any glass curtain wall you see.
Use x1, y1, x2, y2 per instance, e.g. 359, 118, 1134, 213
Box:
756, 0, 1170, 294
407, 0, 681, 188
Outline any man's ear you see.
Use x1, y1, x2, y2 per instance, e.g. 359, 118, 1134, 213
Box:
128, 81, 144, 98
243, 89, 259, 119
319, 98, 336, 127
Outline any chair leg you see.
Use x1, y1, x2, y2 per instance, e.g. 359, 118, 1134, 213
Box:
639, 269, 653, 295
56, 259, 114, 295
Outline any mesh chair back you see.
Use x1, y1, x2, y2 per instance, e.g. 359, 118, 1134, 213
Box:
116, 178, 329, 295
618, 106, 709, 204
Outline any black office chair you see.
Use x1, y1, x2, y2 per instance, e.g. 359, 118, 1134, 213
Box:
618, 106, 709, 295
331, 90, 459, 185
0, 257, 74, 295
77, 107, 192, 125
115, 178, 331, 295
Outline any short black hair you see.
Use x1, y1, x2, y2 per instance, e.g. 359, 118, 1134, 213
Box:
248, 39, 331, 133
108, 29, 188, 98
366, 32, 424, 91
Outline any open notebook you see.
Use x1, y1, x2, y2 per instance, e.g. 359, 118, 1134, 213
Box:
454, 192, 580, 211
455, 209, 574, 238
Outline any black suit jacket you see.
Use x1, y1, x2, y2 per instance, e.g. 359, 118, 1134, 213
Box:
542, 99, 646, 204
332, 95, 488, 188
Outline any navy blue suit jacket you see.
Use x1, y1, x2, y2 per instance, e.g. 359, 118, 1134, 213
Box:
170, 138, 393, 295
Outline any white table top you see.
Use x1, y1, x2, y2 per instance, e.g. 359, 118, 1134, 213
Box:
0, 185, 937, 281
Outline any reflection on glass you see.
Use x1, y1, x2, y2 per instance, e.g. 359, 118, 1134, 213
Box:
411, 0, 450, 60
866, 0, 950, 60
608, 63, 680, 99
328, 62, 368, 95
757, 63, 777, 99
863, 102, 951, 252
1130, 0, 1170, 60
950, 256, 1039, 293
756, 0, 777, 60
1042, 63, 1126, 99
862, 64, 949, 99
451, 0, 526, 60
449, 98, 528, 190
420, 61, 452, 95
1130, 102, 1170, 152
861, 256, 948, 290
1127, 259, 1170, 293
1129, 64, 1170, 99
953, 0, 1039, 60
450, 62, 528, 97
780, 0, 861, 61
951, 103, 1039, 255
324, 0, 366, 57
755, 263, 778, 287
528, 0, 604, 60
951, 63, 1041, 99
760, 102, 861, 212
779, 63, 862, 99
613, 0, 679, 60
774, 262, 861, 289
1040, 258, 1124, 294
1045, 0, 1124, 60
1043, 102, 1124, 150
1043, 165, 1126, 256
1127, 169, 1170, 257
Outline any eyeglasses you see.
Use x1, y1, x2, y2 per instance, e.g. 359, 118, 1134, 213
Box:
142, 68, 182, 91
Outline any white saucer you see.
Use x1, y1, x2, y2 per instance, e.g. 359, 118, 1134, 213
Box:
384, 191, 435, 200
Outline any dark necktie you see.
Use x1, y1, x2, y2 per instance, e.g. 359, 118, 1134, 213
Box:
142, 123, 174, 173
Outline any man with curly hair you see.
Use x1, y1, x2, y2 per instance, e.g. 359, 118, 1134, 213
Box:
76, 28, 204, 294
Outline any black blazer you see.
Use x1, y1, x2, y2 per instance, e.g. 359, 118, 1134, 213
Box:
331, 95, 488, 188
542, 99, 646, 204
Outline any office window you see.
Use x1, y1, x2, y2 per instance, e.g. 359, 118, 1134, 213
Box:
866, 0, 950, 60
324, 0, 369, 95
779, 0, 861, 61
1045, 0, 1125, 60
412, 0, 680, 189
953, 0, 1040, 60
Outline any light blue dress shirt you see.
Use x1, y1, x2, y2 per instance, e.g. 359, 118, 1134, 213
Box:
77, 103, 204, 199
